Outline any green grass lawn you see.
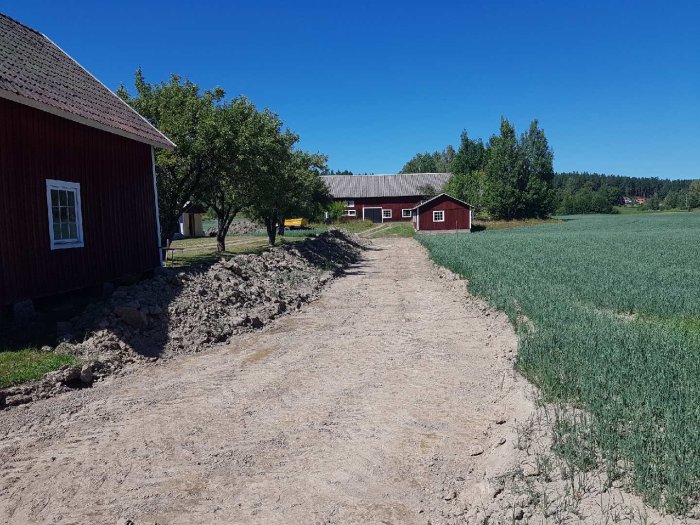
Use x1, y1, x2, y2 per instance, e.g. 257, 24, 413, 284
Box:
167, 235, 307, 268
419, 212, 700, 513
0, 349, 78, 389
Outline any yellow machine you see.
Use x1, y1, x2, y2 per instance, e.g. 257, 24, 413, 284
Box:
283, 218, 309, 229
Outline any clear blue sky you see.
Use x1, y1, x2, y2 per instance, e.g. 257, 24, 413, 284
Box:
2, 0, 698, 178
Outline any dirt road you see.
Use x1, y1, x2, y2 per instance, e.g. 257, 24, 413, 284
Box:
0, 238, 534, 525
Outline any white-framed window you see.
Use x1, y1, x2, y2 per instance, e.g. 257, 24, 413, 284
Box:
346, 200, 355, 208
402, 209, 412, 218
433, 210, 445, 222
343, 209, 357, 217
46, 179, 84, 250
382, 209, 392, 219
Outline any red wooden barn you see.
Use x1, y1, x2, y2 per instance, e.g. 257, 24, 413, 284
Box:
321, 173, 452, 222
411, 193, 472, 232
0, 13, 174, 309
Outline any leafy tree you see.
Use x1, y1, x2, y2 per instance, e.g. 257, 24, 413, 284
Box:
326, 201, 346, 222
243, 113, 330, 245
117, 69, 222, 247
452, 131, 486, 175
322, 169, 354, 175
401, 152, 438, 173
197, 96, 260, 252
557, 184, 615, 214
483, 118, 527, 219
447, 131, 487, 207
689, 180, 700, 208
416, 184, 440, 197
446, 169, 486, 207
521, 120, 555, 217
401, 146, 455, 173
646, 195, 661, 211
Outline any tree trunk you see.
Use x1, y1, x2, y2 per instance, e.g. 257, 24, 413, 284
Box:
266, 218, 277, 246
216, 214, 229, 252
216, 233, 226, 252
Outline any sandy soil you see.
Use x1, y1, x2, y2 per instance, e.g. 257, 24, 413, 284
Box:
0, 238, 677, 524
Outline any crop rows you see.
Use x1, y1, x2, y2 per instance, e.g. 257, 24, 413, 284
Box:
419, 213, 700, 513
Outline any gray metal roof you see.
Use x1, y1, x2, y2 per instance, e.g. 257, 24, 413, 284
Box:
321, 173, 451, 198
0, 13, 175, 149
411, 193, 472, 210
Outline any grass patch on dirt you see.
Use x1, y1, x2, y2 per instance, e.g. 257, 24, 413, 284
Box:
369, 223, 415, 238
0, 349, 78, 389
326, 220, 376, 234
418, 213, 700, 514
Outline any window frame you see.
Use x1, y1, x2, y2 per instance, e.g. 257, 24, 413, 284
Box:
402, 208, 412, 218
346, 199, 355, 208
46, 179, 84, 250
343, 209, 357, 217
432, 210, 445, 222
382, 209, 392, 219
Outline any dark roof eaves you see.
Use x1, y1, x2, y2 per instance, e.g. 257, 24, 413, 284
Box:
0, 90, 175, 149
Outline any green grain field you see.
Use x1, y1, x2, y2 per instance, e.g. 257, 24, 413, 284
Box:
419, 212, 700, 513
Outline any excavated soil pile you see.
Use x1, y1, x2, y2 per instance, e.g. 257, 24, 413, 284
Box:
0, 230, 363, 409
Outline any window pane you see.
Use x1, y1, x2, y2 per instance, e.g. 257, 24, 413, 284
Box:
47, 182, 82, 247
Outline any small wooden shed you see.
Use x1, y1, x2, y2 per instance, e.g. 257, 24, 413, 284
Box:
179, 203, 206, 237
412, 193, 472, 232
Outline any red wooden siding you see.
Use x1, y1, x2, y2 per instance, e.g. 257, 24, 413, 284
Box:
337, 196, 422, 221
415, 195, 471, 231
0, 97, 160, 305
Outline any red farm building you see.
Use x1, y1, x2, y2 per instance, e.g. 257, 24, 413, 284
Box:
0, 13, 174, 311
321, 173, 471, 232
321, 173, 452, 222
411, 193, 472, 232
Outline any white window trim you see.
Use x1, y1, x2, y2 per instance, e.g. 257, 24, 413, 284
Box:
402, 208, 412, 218
346, 200, 355, 208
343, 209, 357, 217
433, 210, 445, 222
382, 209, 392, 219
46, 179, 84, 250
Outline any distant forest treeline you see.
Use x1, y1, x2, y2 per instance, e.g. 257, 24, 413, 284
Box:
392, 125, 699, 216
554, 172, 692, 197
553, 172, 698, 214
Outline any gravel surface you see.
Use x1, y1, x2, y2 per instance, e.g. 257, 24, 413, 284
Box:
0, 238, 681, 524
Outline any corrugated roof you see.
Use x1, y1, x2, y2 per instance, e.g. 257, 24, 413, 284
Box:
0, 13, 174, 149
321, 173, 451, 198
